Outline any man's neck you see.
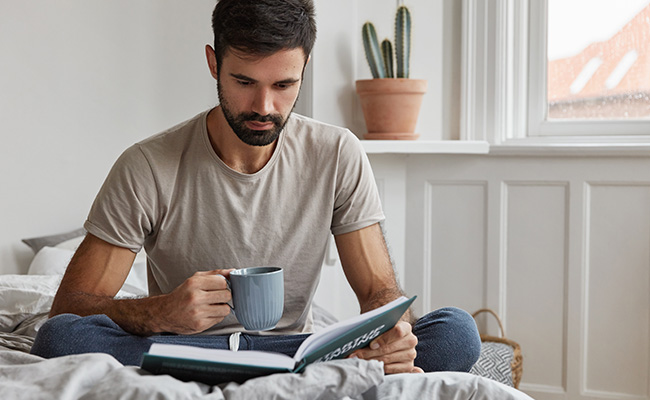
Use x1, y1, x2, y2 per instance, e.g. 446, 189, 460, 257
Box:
206, 106, 278, 174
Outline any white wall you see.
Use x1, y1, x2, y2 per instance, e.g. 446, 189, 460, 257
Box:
354, 0, 443, 139
311, 0, 447, 320
312, 0, 445, 139
403, 153, 650, 400
0, 1, 217, 273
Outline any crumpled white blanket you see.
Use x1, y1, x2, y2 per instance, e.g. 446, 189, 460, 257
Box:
0, 349, 533, 400
0, 274, 534, 399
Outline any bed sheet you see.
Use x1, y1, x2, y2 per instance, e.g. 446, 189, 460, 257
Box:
0, 268, 534, 399
0, 349, 532, 400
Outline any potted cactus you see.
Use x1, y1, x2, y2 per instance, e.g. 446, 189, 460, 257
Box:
356, 5, 427, 140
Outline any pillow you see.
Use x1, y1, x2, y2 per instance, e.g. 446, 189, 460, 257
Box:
27, 247, 74, 276
55, 235, 85, 251
0, 275, 61, 333
21, 228, 86, 253
26, 246, 149, 297
117, 259, 148, 298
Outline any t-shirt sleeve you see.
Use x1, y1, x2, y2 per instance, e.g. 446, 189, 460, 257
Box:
330, 130, 385, 236
84, 145, 157, 252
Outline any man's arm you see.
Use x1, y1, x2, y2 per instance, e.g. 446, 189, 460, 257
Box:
50, 233, 232, 336
335, 222, 422, 374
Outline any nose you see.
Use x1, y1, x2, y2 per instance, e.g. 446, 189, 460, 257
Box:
251, 87, 274, 116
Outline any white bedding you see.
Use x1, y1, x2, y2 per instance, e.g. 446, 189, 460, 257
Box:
0, 241, 535, 400
0, 349, 531, 400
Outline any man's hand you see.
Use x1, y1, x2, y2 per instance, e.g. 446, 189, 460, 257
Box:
50, 235, 237, 336
157, 269, 234, 334
348, 321, 423, 374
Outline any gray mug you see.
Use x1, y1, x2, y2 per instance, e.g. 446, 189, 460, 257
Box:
228, 266, 284, 331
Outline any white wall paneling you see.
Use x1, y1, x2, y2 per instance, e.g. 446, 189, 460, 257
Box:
584, 183, 650, 399
400, 154, 650, 400
504, 181, 568, 395
423, 181, 487, 313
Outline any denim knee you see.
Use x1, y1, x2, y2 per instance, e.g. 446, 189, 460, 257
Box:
30, 313, 120, 359
413, 307, 481, 372
31, 314, 79, 358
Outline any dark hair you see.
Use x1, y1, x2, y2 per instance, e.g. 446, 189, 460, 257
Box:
212, 0, 317, 69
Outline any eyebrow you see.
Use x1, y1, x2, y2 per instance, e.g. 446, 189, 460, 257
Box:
230, 73, 300, 85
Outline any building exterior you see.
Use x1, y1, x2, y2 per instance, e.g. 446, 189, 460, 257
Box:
548, 4, 650, 119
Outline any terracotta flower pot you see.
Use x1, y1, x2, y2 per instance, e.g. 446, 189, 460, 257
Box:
355, 78, 428, 140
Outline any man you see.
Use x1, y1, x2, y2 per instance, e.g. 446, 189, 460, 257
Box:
31, 0, 480, 375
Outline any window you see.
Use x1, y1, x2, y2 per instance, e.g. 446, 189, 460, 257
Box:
547, 0, 650, 121
461, 0, 650, 144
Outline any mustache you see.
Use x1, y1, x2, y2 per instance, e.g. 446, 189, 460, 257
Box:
238, 112, 283, 125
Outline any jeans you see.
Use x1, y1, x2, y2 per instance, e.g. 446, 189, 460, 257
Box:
30, 307, 481, 372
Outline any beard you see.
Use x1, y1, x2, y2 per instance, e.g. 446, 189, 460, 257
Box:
217, 81, 295, 147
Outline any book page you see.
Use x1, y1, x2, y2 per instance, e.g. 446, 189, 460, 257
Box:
293, 296, 408, 362
149, 343, 296, 370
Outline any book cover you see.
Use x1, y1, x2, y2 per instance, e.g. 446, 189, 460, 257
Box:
140, 296, 416, 385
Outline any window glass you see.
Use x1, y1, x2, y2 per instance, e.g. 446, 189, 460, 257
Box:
547, 0, 650, 120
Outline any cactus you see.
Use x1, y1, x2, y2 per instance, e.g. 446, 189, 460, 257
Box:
362, 22, 386, 79
395, 5, 411, 78
381, 39, 395, 78
362, 5, 413, 79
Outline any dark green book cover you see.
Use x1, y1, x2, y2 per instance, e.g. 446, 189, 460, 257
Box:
140, 296, 416, 385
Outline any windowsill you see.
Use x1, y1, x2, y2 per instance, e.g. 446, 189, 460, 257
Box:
490, 142, 650, 156
361, 139, 650, 156
361, 140, 490, 154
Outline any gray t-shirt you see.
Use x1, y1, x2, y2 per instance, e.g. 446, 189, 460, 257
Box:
84, 109, 385, 335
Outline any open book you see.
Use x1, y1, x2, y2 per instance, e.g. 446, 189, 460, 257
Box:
140, 295, 416, 384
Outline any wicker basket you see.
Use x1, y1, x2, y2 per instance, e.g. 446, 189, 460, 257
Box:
472, 308, 523, 389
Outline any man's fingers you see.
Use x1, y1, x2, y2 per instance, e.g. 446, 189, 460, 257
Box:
194, 269, 235, 279
187, 303, 231, 325
206, 303, 231, 318
212, 268, 235, 278
350, 340, 416, 362
204, 289, 232, 304
162, 271, 237, 334
347, 320, 419, 376
188, 273, 231, 291
357, 347, 417, 365
361, 334, 417, 359
369, 321, 412, 349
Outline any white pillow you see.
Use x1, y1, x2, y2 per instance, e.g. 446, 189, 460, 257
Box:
26, 245, 149, 297
0, 275, 60, 332
55, 235, 85, 251
27, 246, 74, 276
117, 259, 148, 298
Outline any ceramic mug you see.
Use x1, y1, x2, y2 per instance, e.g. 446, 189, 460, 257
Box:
228, 266, 284, 331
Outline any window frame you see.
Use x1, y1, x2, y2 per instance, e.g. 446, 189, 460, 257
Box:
461, 0, 650, 145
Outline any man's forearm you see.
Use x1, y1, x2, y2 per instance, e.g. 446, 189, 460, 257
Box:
359, 287, 416, 325
49, 292, 166, 336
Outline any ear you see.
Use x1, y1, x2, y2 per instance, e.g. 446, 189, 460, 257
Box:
205, 44, 219, 80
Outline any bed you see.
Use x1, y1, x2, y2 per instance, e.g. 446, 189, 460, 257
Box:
0, 230, 533, 399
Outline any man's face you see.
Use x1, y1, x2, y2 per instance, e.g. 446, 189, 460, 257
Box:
216, 48, 305, 147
